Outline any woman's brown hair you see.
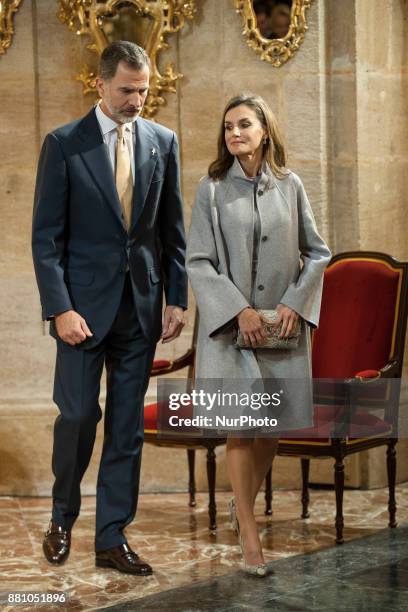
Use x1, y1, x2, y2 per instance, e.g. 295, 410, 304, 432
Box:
208, 93, 289, 180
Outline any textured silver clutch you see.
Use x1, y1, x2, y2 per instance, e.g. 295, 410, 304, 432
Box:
234, 309, 301, 349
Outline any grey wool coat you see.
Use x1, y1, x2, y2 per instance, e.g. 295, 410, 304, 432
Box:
186, 158, 331, 429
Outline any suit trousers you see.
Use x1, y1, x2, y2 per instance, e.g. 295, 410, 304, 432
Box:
51, 273, 156, 551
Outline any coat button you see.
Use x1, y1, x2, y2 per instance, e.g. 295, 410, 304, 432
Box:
258, 190, 264, 197
258, 284, 264, 291
261, 235, 268, 242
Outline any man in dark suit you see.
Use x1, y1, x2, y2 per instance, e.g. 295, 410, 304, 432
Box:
32, 41, 187, 575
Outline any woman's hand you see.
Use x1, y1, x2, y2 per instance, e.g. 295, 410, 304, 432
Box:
237, 308, 271, 348
273, 304, 299, 338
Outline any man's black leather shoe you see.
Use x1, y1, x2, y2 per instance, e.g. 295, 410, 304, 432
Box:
95, 543, 153, 576
43, 520, 71, 564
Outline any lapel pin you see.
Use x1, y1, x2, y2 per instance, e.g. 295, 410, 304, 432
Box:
150, 147, 157, 157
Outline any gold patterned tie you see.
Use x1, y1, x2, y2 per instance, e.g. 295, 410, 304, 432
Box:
115, 124, 133, 231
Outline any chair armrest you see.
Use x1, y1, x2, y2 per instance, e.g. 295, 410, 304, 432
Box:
354, 360, 399, 382
151, 360, 173, 375
151, 348, 195, 377
354, 369, 381, 381
350, 360, 400, 431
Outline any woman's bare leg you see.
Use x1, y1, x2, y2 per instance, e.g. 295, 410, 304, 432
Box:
251, 437, 279, 506
226, 436, 264, 565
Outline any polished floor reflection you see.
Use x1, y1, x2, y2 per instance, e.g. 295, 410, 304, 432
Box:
109, 526, 408, 612
0, 485, 407, 611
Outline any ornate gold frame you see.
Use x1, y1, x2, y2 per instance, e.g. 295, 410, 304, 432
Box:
0, 0, 23, 55
58, 1, 196, 118
235, 0, 313, 67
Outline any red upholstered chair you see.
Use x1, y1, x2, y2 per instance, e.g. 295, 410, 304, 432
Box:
144, 315, 226, 530
265, 251, 408, 544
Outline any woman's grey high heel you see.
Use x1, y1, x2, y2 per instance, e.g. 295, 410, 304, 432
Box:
229, 498, 267, 576
239, 534, 268, 577
228, 497, 240, 535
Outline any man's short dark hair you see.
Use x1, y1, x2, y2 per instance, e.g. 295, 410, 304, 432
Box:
99, 41, 150, 80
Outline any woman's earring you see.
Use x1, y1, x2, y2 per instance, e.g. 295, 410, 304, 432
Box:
263, 137, 268, 145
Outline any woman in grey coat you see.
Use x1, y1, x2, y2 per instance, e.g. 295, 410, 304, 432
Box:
186, 93, 331, 576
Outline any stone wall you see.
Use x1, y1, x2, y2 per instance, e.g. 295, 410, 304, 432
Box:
0, 0, 407, 496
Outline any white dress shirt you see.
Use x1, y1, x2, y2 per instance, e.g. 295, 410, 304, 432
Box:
95, 103, 136, 184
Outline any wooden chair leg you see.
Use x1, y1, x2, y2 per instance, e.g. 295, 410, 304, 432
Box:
387, 440, 397, 528
187, 449, 196, 507
301, 458, 310, 518
206, 446, 217, 530
334, 455, 345, 544
264, 467, 272, 515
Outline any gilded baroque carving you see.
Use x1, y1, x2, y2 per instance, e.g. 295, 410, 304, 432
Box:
0, 0, 23, 55
235, 0, 313, 67
58, 0, 196, 118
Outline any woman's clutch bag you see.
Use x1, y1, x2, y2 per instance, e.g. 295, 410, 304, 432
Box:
234, 309, 301, 350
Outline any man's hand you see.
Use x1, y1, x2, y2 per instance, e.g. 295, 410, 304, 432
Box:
273, 304, 300, 338
55, 310, 93, 346
237, 307, 271, 348
161, 306, 185, 344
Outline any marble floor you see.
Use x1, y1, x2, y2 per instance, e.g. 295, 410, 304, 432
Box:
108, 526, 408, 612
0, 485, 407, 611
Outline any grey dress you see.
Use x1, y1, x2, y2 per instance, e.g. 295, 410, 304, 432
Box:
186, 158, 332, 430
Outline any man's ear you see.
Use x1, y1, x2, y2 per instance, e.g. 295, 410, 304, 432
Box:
95, 76, 105, 98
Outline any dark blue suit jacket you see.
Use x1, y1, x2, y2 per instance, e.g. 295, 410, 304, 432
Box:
32, 108, 187, 349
